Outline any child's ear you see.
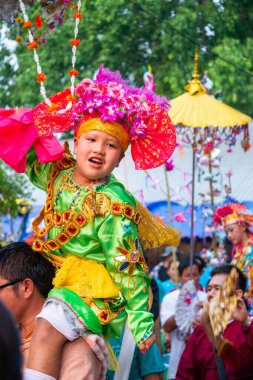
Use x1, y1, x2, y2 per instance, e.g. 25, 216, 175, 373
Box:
73, 137, 79, 155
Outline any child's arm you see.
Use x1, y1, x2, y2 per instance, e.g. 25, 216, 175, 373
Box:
25, 147, 56, 191
0, 107, 64, 175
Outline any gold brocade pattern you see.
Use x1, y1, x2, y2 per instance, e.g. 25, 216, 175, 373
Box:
83, 297, 126, 325
32, 166, 141, 254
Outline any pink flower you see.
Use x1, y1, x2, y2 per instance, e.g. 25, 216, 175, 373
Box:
130, 118, 147, 140
107, 82, 125, 98
165, 159, 174, 171
100, 104, 119, 122
174, 213, 186, 223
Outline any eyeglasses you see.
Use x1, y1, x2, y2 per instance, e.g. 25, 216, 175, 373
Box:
0, 279, 25, 289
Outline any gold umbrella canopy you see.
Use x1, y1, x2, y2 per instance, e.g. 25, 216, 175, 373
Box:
169, 51, 252, 129
168, 50, 252, 262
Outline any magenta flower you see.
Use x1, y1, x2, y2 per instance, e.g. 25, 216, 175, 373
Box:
100, 104, 119, 122
165, 159, 174, 171
107, 82, 125, 99
130, 118, 147, 140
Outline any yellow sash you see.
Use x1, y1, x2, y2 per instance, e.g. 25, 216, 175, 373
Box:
52, 255, 119, 299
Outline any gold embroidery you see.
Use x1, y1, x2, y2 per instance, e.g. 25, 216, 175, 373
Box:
82, 298, 126, 325
32, 168, 141, 253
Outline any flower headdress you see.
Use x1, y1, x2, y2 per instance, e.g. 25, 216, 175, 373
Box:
213, 203, 253, 227
33, 65, 176, 170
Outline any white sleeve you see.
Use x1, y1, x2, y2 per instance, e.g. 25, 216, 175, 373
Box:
160, 291, 177, 327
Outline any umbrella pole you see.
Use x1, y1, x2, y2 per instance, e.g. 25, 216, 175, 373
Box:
163, 165, 178, 287
190, 147, 196, 276
163, 165, 173, 226
208, 153, 217, 254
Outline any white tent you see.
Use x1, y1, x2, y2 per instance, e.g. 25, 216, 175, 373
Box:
31, 121, 253, 207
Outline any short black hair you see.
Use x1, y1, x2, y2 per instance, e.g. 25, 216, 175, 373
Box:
0, 243, 55, 298
194, 255, 206, 272
178, 257, 199, 277
210, 264, 247, 293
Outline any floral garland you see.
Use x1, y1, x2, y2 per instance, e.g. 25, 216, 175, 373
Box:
18, 0, 82, 105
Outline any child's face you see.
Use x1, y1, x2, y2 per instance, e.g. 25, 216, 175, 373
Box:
224, 223, 246, 245
74, 130, 124, 181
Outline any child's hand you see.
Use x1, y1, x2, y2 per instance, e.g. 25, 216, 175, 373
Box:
139, 333, 156, 354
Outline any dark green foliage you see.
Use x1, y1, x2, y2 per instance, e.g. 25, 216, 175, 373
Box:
0, 0, 252, 116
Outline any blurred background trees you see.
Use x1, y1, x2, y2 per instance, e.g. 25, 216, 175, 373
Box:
0, 0, 252, 114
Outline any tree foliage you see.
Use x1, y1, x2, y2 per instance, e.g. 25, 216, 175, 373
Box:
0, 161, 33, 216
0, 0, 252, 116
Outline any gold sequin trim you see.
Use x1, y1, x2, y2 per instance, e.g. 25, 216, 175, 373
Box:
32, 168, 141, 253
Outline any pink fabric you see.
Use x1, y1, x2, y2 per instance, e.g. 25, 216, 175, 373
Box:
0, 108, 64, 173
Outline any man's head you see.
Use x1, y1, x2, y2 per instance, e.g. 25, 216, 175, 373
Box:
207, 264, 246, 303
194, 255, 206, 275
0, 243, 55, 320
178, 258, 200, 288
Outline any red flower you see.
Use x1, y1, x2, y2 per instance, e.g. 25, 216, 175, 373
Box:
23, 20, 32, 28
27, 41, 39, 50
35, 15, 43, 29
74, 13, 83, 19
36, 73, 47, 83
185, 297, 191, 305
70, 39, 81, 46
69, 69, 79, 76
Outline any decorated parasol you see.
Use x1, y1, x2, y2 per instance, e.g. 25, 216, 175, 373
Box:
169, 48, 252, 265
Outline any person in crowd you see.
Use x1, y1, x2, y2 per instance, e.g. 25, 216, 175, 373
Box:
160, 258, 206, 380
162, 259, 179, 295
213, 203, 253, 296
176, 264, 253, 380
194, 255, 206, 288
0, 242, 104, 379
0, 300, 23, 380
151, 247, 174, 282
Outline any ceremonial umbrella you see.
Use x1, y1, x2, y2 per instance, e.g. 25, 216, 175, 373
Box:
169, 49, 252, 264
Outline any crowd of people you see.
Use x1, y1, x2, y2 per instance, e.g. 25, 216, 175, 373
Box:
0, 67, 253, 380
1, 211, 253, 380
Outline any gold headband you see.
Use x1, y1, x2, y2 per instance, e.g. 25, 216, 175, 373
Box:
76, 118, 130, 152
223, 213, 253, 227
223, 214, 240, 227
